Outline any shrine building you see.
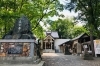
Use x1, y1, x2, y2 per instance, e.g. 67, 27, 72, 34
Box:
42, 31, 70, 53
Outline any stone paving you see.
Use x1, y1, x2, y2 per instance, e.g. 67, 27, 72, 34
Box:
42, 53, 100, 66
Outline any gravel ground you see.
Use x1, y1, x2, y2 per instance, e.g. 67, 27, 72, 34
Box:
42, 53, 100, 66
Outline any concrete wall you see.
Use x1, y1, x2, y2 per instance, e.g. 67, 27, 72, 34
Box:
54, 39, 70, 53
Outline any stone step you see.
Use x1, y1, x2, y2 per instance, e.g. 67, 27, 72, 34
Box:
43, 49, 55, 53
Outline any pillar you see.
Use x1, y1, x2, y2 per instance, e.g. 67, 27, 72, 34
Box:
45, 42, 46, 50
29, 42, 34, 57
51, 42, 52, 50
41, 40, 43, 49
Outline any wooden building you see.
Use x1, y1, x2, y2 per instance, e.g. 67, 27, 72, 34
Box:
72, 33, 89, 55
59, 40, 73, 55
72, 33, 96, 55
42, 31, 70, 53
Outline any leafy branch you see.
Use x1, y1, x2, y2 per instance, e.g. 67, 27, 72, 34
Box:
32, 0, 54, 30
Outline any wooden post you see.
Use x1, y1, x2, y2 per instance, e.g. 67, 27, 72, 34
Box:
45, 42, 46, 50
51, 42, 52, 50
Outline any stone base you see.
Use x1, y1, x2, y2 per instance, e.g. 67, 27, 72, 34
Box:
43, 49, 55, 53
0, 61, 45, 66
0, 56, 41, 64
82, 54, 93, 60
64, 51, 72, 55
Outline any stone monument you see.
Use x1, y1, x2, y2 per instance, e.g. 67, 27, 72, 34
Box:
0, 16, 41, 64
2, 16, 35, 39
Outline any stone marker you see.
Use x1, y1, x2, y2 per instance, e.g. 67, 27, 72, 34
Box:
0, 15, 42, 64
2, 16, 35, 39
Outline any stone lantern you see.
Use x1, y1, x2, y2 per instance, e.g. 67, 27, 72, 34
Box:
82, 43, 93, 60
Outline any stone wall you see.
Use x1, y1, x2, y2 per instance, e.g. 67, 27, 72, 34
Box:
0, 40, 39, 64
0, 42, 30, 57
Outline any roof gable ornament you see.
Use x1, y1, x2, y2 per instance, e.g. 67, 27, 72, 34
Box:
44, 35, 54, 41
45, 31, 59, 38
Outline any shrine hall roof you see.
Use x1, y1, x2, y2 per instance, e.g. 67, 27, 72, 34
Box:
45, 31, 59, 38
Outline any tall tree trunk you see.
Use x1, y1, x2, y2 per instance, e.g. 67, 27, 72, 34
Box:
90, 28, 95, 56
89, 0, 95, 57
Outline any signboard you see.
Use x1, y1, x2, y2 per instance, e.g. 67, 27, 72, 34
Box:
94, 40, 100, 54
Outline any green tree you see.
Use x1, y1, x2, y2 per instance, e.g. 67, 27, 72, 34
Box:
71, 26, 89, 38
65, 0, 100, 56
49, 18, 74, 39
49, 18, 87, 39
0, 0, 64, 38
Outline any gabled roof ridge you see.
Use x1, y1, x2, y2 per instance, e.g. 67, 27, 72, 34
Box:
44, 34, 54, 40
45, 31, 59, 38
72, 33, 88, 40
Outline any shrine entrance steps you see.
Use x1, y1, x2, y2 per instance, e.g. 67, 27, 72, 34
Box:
43, 49, 55, 53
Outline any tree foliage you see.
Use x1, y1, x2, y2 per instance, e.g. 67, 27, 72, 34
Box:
65, 0, 100, 38
64, 0, 100, 56
49, 18, 87, 39
71, 26, 89, 38
0, 0, 63, 38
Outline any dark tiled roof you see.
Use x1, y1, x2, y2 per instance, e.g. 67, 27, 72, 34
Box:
72, 33, 88, 41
